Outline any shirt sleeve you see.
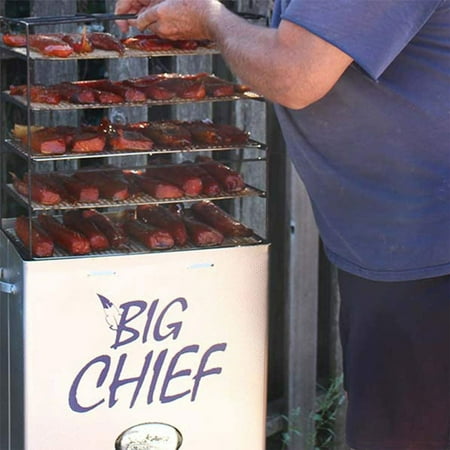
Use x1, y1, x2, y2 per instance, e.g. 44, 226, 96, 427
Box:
281, 0, 442, 79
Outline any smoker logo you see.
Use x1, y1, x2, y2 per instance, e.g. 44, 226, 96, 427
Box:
115, 422, 183, 450
98, 294, 121, 330
68, 294, 227, 413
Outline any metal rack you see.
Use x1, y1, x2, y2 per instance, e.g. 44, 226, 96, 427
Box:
6, 183, 265, 211
0, 13, 268, 260
2, 216, 265, 260
2, 89, 262, 109
4, 136, 266, 160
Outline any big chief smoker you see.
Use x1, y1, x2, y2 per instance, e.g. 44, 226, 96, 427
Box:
0, 12, 269, 450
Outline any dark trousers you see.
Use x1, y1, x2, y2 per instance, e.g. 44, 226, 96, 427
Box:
338, 270, 450, 450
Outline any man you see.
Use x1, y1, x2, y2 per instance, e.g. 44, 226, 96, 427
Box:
115, 0, 450, 448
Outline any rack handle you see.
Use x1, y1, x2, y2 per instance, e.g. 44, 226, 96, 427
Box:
0, 268, 17, 295
0, 280, 16, 295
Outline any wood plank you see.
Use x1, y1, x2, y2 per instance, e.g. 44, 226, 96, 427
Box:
317, 245, 348, 449
285, 163, 319, 450
326, 263, 349, 450
266, 397, 285, 436
172, 54, 213, 166
265, 103, 288, 406
234, 99, 267, 236
30, 0, 78, 173
104, 0, 149, 168
0, 1, 31, 218
173, 55, 213, 122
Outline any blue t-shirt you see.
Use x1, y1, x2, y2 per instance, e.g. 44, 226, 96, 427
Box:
271, 0, 450, 281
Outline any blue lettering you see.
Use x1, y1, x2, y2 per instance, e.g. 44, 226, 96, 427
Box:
69, 355, 109, 413
111, 301, 147, 349
70, 294, 227, 412
154, 297, 188, 341
191, 343, 227, 401
147, 349, 168, 404
109, 351, 153, 408
142, 299, 159, 343
160, 345, 199, 403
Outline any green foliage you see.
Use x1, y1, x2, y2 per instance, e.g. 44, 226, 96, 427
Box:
280, 375, 346, 450
313, 375, 346, 449
280, 406, 302, 448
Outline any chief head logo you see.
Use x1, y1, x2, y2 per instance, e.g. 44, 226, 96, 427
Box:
97, 293, 122, 331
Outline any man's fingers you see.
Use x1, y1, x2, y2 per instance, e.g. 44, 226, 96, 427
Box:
115, 0, 157, 33
115, 0, 152, 14
115, 0, 132, 15
127, 18, 140, 29
115, 19, 130, 33
136, 6, 158, 31
114, 0, 135, 32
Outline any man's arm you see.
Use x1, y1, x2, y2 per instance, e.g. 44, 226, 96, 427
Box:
209, 12, 354, 109
116, 0, 353, 109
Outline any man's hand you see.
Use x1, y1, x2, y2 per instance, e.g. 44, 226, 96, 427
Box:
134, 0, 222, 41
114, 0, 152, 33
114, 0, 353, 109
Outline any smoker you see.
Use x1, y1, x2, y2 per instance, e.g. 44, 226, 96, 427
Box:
0, 226, 269, 450
0, 13, 269, 450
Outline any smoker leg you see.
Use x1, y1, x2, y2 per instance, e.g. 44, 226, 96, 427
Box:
0, 292, 9, 450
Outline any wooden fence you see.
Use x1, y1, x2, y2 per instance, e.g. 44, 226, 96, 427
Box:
0, 0, 348, 448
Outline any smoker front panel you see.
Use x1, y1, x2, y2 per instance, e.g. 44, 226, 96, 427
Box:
4, 235, 269, 450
